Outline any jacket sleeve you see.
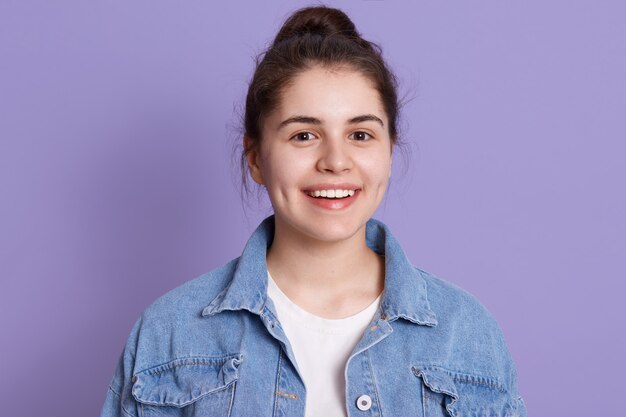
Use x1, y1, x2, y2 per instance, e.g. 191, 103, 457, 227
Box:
100, 317, 142, 417
515, 395, 528, 417
506, 347, 528, 417
511, 374, 528, 417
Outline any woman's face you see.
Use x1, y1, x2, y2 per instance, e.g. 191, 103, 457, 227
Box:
246, 65, 393, 244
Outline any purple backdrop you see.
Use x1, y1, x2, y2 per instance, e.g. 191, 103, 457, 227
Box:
1, 1, 624, 416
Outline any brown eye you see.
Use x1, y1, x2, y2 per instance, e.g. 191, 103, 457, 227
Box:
350, 131, 372, 141
291, 131, 317, 142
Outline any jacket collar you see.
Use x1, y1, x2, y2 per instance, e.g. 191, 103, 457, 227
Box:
202, 215, 437, 326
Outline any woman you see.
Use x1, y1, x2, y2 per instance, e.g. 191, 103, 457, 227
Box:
101, 6, 526, 417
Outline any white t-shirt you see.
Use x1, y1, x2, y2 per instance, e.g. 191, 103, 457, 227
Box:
267, 271, 382, 417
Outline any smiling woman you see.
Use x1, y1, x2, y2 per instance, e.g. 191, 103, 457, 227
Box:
101, 6, 527, 417
247, 66, 393, 247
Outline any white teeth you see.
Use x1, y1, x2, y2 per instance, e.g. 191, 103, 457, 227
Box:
307, 189, 356, 199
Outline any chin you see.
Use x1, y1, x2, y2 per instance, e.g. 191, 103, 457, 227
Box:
298, 218, 367, 243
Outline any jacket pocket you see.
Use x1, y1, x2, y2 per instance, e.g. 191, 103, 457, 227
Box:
412, 366, 459, 417
412, 366, 514, 417
132, 354, 242, 417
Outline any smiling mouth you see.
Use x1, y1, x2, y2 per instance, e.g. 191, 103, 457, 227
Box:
305, 189, 356, 199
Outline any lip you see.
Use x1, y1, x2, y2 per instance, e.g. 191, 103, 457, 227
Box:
302, 183, 361, 192
303, 189, 360, 210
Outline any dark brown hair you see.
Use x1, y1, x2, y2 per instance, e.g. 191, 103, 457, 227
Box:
240, 5, 403, 196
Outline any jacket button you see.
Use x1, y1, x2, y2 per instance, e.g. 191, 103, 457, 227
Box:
356, 394, 372, 411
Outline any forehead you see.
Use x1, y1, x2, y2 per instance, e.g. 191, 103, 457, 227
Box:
270, 66, 386, 123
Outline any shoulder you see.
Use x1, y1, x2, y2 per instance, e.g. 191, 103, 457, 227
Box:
419, 267, 499, 330
415, 267, 518, 388
123, 258, 239, 353
106, 258, 244, 413
117, 258, 242, 370
409, 268, 526, 414
139, 258, 239, 324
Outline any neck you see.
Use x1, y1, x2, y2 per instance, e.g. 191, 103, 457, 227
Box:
266, 216, 384, 304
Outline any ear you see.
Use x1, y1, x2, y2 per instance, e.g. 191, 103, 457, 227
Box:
244, 136, 265, 185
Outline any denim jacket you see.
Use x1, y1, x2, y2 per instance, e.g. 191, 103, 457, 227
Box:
101, 215, 527, 417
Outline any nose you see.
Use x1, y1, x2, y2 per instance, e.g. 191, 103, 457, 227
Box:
316, 136, 353, 173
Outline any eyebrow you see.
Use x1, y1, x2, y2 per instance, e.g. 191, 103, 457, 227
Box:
277, 114, 385, 130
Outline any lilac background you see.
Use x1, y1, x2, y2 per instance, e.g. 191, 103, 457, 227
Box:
1, 1, 624, 416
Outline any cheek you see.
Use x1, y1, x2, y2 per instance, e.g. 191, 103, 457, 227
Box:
260, 151, 303, 188
362, 155, 392, 185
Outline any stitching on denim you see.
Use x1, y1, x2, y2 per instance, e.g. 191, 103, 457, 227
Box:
413, 368, 459, 417
414, 365, 505, 392
108, 385, 138, 417
137, 383, 231, 407
148, 361, 224, 376
421, 382, 427, 417
365, 350, 383, 416
108, 384, 122, 398
139, 355, 240, 377
412, 367, 458, 399
275, 391, 299, 400
227, 383, 236, 417
450, 376, 500, 390
272, 349, 282, 417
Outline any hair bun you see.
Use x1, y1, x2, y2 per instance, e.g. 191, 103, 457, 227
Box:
273, 6, 360, 45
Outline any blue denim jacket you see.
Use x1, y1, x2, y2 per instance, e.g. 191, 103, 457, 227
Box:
101, 215, 527, 417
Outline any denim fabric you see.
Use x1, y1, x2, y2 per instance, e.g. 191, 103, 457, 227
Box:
101, 215, 527, 417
